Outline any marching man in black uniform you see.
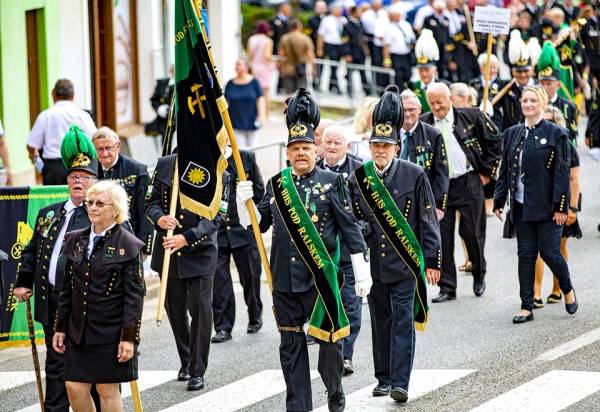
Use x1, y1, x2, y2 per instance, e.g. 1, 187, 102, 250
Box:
399, 89, 449, 219
348, 86, 441, 403
146, 153, 219, 391
536, 42, 579, 145
236, 89, 370, 412
212, 145, 265, 343
422, 82, 502, 302
14, 126, 99, 411
316, 124, 364, 375
410, 29, 444, 113
92, 126, 154, 255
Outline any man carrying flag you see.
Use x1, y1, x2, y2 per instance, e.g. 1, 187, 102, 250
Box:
13, 125, 98, 411
236, 89, 370, 412
146, 0, 228, 392
348, 86, 441, 403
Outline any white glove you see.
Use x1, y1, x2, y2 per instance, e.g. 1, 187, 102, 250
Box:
584, 83, 592, 100
351, 252, 372, 298
236, 181, 260, 228
157, 104, 169, 118
479, 101, 494, 117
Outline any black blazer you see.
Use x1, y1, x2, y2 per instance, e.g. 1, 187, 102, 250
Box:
218, 150, 265, 249
348, 159, 442, 284
494, 120, 571, 223
420, 107, 502, 178
257, 166, 367, 293
550, 95, 579, 144
146, 155, 219, 278
401, 121, 449, 210
16, 201, 90, 325
55, 225, 145, 345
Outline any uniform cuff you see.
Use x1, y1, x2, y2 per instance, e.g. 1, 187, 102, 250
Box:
120, 326, 139, 343
554, 193, 568, 213
15, 272, 34, 289
54, 316, 67, 333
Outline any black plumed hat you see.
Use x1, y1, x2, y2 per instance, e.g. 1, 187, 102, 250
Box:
284, 88, 320, 146
370, 85, 403, 144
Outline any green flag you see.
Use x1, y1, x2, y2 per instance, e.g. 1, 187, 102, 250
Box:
173, 0, 228, 219
0, 186, 69, 348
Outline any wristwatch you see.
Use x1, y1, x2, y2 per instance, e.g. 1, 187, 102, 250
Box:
569, 206, 578, 213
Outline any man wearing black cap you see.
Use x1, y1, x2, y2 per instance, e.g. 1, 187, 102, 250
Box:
236, 89, 370, 412
348, 85, 441, 403
14, 125, 99, 412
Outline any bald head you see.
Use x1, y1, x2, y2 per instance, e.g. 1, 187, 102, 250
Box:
426, 82, 452, 119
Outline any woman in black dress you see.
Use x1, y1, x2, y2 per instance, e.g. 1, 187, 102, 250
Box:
53, 180, 145, 411
532, 106, 582, 308
493, 85, 578, 324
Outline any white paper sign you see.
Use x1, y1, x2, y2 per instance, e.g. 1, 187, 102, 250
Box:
473, 6, 511, 35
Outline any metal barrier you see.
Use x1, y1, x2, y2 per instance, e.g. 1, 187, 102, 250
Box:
247, 138, 288, 172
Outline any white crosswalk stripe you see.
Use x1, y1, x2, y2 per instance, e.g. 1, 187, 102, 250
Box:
470, 370, 600, 412
0, 371, 46, 392
314, 369, 476, 411
158, 369, 319, 411
13, 370, 178, 412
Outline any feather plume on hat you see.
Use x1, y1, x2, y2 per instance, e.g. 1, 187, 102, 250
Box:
60, 124, 98, 176
508, 30, 529, 65
536, 40, 561, 80
415, 29, 439, 66
527, 37, 542, 66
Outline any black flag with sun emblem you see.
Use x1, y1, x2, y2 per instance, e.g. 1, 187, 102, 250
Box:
174, 0, 227, 219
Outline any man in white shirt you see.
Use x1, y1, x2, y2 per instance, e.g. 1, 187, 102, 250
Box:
26, 79, 97, 185
382, 8, 416, 89
0, 119, 11, 186
361, 0, 390, 93
317, 5, 347, 94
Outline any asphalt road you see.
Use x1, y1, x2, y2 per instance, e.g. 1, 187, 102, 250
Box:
1, 139, 600, 411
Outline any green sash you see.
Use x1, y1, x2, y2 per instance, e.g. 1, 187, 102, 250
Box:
355, 161, 429, 331
272, 167, 349, 342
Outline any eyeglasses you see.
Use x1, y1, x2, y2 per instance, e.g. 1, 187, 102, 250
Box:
87, 200, 113, 208
68, 175, 95, 183
96, 145, 117, 153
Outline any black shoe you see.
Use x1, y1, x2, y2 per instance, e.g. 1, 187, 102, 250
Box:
327, 391, 345, 412
432, 291, 456, 303
211, 330, 232, 343
372, 384, 391, 396
343, 359, 354, 376
177, 367, 191, 381
565, 290, 578, 315
547, 293, 562, 304
512, 312, 534, 324
473, 278, 486, 297
390, 387, 409, 403
187, 376, 204, 391
247, 319, 263, 334
533, 298, 545, 309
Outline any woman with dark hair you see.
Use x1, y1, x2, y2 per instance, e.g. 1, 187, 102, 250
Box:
247, 20, 275, 115
494, 86, 578, 324
224, 57, 267, 149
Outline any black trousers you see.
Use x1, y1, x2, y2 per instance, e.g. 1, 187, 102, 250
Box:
42, 158, 68, 185
323, 43, 343, 92
368, 42, 388, 95
513, 202, 573, 311
340, 262, 362, 361
368, 276, 416, 390
165, 275, 214, 376
212, 243, 263, 333
391, 53, 413, 90
439, 172, 487, 293
43, 291, 70, 412
273, 288, 344, 412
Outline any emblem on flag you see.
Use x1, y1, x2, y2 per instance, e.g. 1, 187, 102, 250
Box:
182, 162, 210, 188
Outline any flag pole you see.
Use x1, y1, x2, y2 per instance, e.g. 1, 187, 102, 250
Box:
481, 33, 493, 113
25, 298, 45, 412
463, 3, 478, 57
191, 0, 273, 292
129, 380, 144, 412
156, 159, 179, 325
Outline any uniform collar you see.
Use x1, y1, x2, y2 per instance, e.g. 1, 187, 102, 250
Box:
550, 93, 558, 104
292, 166, 317, 180
525, 116, 544, 129
402, 121, 419, 135
64, 199, 77, 214
90, 222, 117, 242
103, 154, 120, 173
323, 155, 347, 169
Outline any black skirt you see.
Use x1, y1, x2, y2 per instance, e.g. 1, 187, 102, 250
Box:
562, 219, 583, 239
64, 341, 138, 383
